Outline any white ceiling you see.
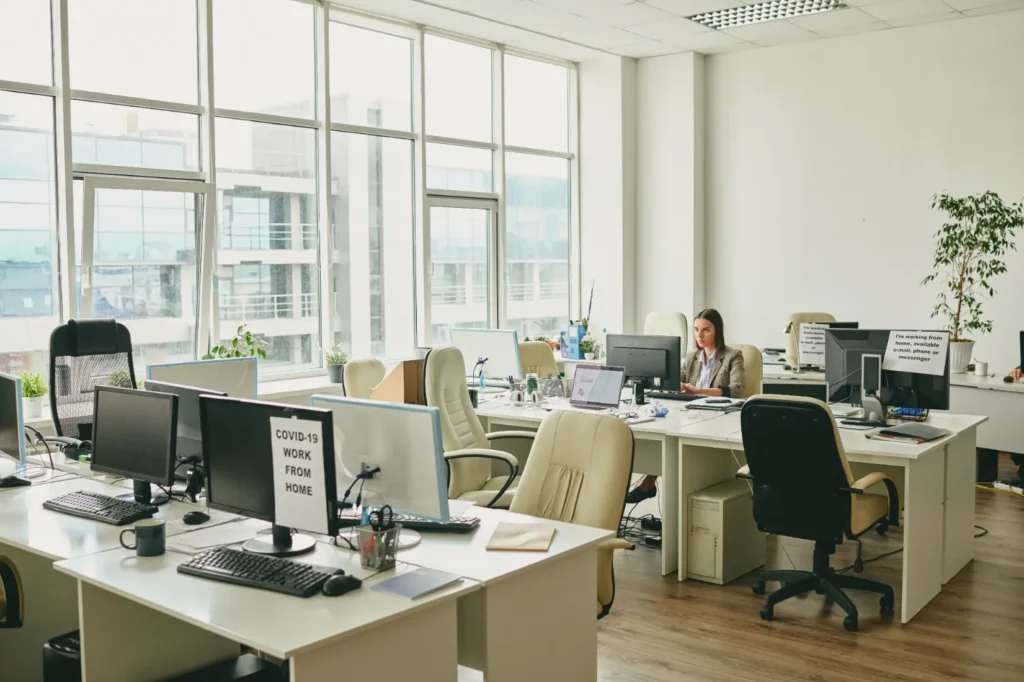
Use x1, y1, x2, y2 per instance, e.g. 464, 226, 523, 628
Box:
335, 0, 1024, 60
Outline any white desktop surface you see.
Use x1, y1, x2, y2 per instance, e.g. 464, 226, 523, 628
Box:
258, 374, 346, 402
399, 506, 613, 585
55, 544, 478, 660
951, 373, 1024, 394
761, 366, 826, 382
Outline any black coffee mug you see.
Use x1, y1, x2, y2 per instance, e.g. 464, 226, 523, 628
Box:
120, 518, 166, 557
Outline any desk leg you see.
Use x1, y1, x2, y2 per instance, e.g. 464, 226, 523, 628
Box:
291, 600, 457, 682
458, 549, 597, 682
942, 428, 977, 584
900, 453, 945, 624
660, 436, 679, 576
79, 581, 238, 681
677, 443, 744, 581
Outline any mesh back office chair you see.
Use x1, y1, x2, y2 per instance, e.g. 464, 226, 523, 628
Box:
738, 395, 899, 631
48, 319, 136, 447
0, 556, 23, 628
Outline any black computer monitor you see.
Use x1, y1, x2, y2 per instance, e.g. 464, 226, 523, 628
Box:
606, 335, 682, 395
91, 386, 178, 505
145, 379, 227, 460
826, 329, 950, 410
200, 395, 339, 557
0, 373, 26, 472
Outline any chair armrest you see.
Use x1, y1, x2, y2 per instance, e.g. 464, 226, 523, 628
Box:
598, 538, 633, 553
735, 464, 753, 480
843, 471, 900, 528
486, 430, 537, 442
444, 449, 520, 508
845, 471, 892, 493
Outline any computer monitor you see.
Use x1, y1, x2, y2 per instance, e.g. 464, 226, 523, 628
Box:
0, 372, 28, 479
311, 396, 448, 522
570, 364, 626, 410
144, 380, 227, 460
605, 335, 682, 397
91, 386, 178, 505
1019, 331, 1023, 371
148, 357, 258, 400
826, 329, 950, 411
449, 328, 522, 381
200, 396, 338, 557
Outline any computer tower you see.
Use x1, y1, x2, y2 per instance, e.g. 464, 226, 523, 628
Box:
42, 631, 81, 682
687, 480, 765, 585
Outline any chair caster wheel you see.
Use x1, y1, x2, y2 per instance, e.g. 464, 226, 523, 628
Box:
752, 581, 766, 596
880, 594, 895, 614
760, 606, 773, 621
843, 615, 858, 631
876, 523, 889, 536
854, 557, 864, 573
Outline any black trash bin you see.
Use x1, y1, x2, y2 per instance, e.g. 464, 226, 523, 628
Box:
42, 630, 81, 682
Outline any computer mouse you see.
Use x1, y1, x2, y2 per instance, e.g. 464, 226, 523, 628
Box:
322, 574, 362, 597
183, 511, 210, 525
1003, 375, 1014, 384
0, 475, 31, 488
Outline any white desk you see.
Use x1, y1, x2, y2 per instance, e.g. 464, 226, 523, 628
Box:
476, 396, 728, 577
950, 374, 1024, 453
55, 546, 477, 682
400, 506, 613, 682
670, 411, 985, 623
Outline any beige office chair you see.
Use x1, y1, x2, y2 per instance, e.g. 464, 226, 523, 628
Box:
519, 340, 558, 377
342, 358, 386, 400
785, 312, 836, 366
509, 410, 634, 618
424, 346, 536, 507
644, 311, 688, 356
733, 344, 763, 399
0, 555, 23, 629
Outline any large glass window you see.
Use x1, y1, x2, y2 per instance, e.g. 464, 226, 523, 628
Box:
215, 118, 319, 374
68, 0, 199, 103
214, 0, 316, 118
0, 0, 53, 85
0, 92, 58, 376
505, 56, 569, 152
330, 23, 412, 131
71, 102, 200, 172
426, 144, 492, 193
425, 35, 492, 142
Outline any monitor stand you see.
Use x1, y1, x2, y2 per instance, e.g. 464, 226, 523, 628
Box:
117, 480, 169, 506
243, 524, 317, 557
633, 379, 649, 406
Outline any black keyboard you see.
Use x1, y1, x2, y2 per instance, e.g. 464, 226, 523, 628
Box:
338, 511, 480, 533
645, 390, 701, 402
177, 547, 336, 598
43, 490, 157, 526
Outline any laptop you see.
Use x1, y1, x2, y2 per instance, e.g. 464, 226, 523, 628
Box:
570, 364, 626, 411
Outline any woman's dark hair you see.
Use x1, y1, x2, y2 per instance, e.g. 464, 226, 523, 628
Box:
695, 308, 725, 351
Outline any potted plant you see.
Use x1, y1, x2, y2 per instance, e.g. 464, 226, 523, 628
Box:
107, 370, 134, 389
323, 345, 348, 384
19, 371, 47, 419
922, 191, 1024, 373
579, 337, 596, 361
203, 324, 269, 360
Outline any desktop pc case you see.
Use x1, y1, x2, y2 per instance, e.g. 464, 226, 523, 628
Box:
688, 480, 765, 585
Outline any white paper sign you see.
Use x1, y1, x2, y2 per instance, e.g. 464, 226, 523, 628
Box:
798, 322, 828, 366
270, 416, 329, 534
882, 331, 949, 377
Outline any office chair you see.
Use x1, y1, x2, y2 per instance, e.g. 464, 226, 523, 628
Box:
48, 319, 136, 450
423, 346, 535, 508
0, 555, 24, 628
643, 311, 688, 356
738, 395, 899, 631
509, 411, 634, 618
784, 312, 835, 366
733, 344, 763, 398
518, 341, 558, 377
342, 358, 386, 400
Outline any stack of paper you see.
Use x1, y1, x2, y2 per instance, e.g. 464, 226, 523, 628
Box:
486, 522, 556, 552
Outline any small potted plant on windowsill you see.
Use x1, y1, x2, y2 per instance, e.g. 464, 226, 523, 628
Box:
204, 325, 269, 361
579, 337, 597, 361
20, 371, 47, 420
323, 346, 348, 384
922, 191, 1024, 373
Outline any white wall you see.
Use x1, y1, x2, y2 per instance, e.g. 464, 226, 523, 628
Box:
705, 12, 1024, 369
635, 52, 705, 334
579, 55, 637, 334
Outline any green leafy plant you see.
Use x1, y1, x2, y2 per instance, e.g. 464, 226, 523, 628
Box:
204, 324, 268, 360
579, 337, 596, 354
323, 345, 348, 366
534, 336, 550, 343
107, 371, 133, 389
922, 192, 1024, 341
19, 372, 47, 399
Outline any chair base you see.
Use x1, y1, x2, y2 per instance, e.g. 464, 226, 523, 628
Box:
752, 542, 895, 631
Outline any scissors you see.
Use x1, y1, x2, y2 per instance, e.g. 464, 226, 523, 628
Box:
369, 505, 394, 532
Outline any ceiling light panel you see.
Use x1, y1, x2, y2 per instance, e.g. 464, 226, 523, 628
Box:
689, 0, 848, 29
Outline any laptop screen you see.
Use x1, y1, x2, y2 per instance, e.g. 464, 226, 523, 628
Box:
570, 365, 626, 409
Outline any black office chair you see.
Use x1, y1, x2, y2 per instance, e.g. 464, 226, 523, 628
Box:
46, 319, 136, 453
0, 555, 23, 629
738, 395, 899, 631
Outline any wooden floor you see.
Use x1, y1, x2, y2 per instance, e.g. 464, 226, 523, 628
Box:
461, 458, 1024, 682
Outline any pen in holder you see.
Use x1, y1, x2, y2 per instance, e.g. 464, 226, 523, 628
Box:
357, 523, 402, 571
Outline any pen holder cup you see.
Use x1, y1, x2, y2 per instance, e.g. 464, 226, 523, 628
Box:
357, 523, 402, 571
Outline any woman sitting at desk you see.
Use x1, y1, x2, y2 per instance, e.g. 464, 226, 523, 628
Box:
626, 308, 746, 504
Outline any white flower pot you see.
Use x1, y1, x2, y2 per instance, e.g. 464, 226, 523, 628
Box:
584, 353, 595, 360
23, 396, 43, 420
949, 340, 974, 374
